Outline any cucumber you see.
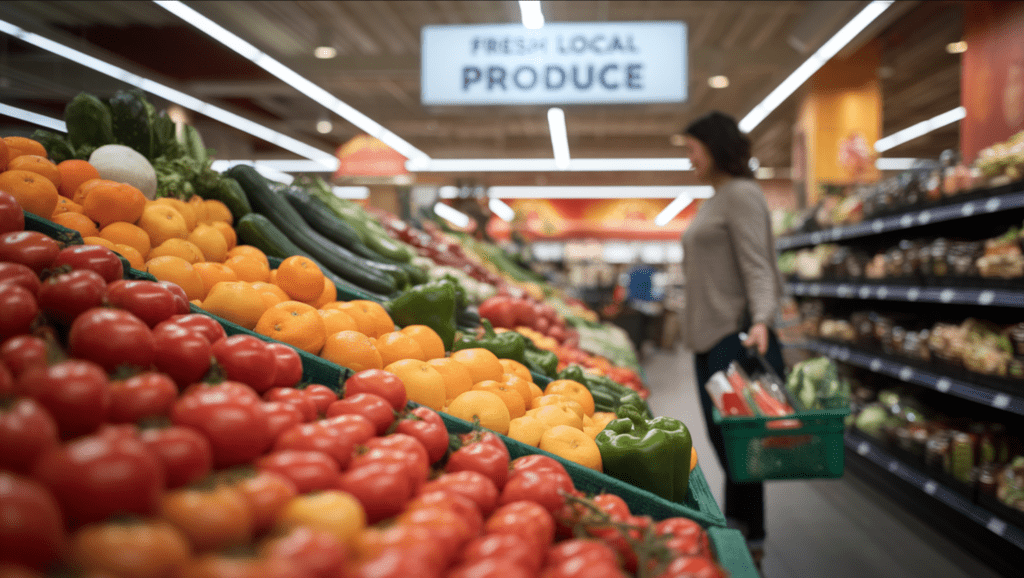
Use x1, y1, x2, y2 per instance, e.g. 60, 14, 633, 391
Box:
198, 176, 252, 223
228, 165, 398, 295
64, 93, 115, 150
235, 213, 390, 303
108, 89, 153, 158
306, 185, 413, 262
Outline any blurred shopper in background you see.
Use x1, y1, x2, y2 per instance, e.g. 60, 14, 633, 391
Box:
680, 111, 785, 565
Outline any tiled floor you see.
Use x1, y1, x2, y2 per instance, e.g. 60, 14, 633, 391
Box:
641, 344, 1006, 578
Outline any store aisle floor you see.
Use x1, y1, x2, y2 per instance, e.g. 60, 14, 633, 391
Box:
640, 344, 1005, 578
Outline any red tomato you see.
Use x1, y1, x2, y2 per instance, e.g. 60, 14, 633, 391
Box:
104, 279, 183, 328
588, 515, 651, 573
326, 393, 394, 435
152, 322, 213, 388
655, 518, 710, 558
397, 505, 476, 553
32, 425, 164, 529
265, 342, 303, 390
0, 263, 39, 294
458, 532, 542, 573
0, 191, 25, 235
0, 563, 47, 578
499, 467, 574, 514
404, 489, 483, 537
447, 439, 510, 490
138, 425, 213, 489
485, 500, 556, 551
546, 539, 621, 569
477, 296, 516, 329
0, 336, 45, 379
257, 450, 340, 494
159, 483, 253, 553
592, 493, 632, 521
52, 245, 123, 283
107, 371, 178, 424
260, 525, 348, 578
233, 469, 299, 536
0, 232, 59, 274
36, 269, 106, 326
171, 381, 272, 468
176, 553, 292, 578
348, 545, 442, 578
336, 460, 413, 524
68, 518, 190, 578
343, 369, 408, 411
274, 415, 374, 470
210, 335, 277, 394
363, 434, 429, 490
263, 387, 318, 422
68, 307, 155, 373
302, 383, 338, 414
509, 454, 569, 480
542, 559, 628, 578
349, 447, 428, 495
0, 364, 11, 397
0, 283, 37, 341
263, 400, 305, 440
0, 472, 67, 571
394, 406, 448, 464
654, 556, 725, 578
448, 558, 534, 578
419, 470, 499, 517
162, 313, 227, 344
157, 281, 191, 315
0, 398, 58, 475
18, 359, 108, 440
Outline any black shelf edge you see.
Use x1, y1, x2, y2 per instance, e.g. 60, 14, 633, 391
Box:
788, 340, 1024, 416
787, 282, 1024, 308
844, 430, 1024, 552
776, 189, 1024, 250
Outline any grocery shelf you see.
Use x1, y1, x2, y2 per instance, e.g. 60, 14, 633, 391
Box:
787, 281, 1024, 308
844, 430, 1024, 552
776, 188, 1024, 250
790, 340, 1024, 416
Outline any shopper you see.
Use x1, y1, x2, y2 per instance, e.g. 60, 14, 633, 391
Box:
679, 110, 785, 564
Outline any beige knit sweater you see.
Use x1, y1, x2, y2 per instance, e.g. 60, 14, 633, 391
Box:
681, 177, 783, 353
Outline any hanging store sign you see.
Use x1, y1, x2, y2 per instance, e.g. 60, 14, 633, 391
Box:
421, 22, 687, 106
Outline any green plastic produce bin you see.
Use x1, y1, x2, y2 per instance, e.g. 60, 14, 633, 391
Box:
707, 527, 762, 578
712, 406, 849, 482
24, 212, 84, 246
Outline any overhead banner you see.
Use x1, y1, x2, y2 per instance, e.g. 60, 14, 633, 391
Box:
421, 22, 687, 106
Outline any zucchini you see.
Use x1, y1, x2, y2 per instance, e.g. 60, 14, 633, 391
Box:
228, 165, 398, 295
64, 92, 115, 150
198, 177, 252, 224
109, 89, 153, 158
235, 213, 389, 303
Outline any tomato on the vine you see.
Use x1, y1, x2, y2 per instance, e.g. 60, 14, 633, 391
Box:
484, 500, 556, 551
655, 518, 710, 558
654, 556, 724, 578
107, 371, 178, 424
0, 283, 37, 341
592, 493, 632, 521
210, 335, 277, 394
138, 424, 213, 489
0, 472, 67, 571
52, 245, 123, 283
447, 439, 510, 490
326, 393, 394, 435
257, 450, 340, 494
36, 269, 106, 327
458, 532, 542, 574
447, 557, 535, 578
343, 369, 407, 411
0, 397, 58, 474
18, 359, 108, 440
546, 539, 621, 570
69, 518, 190, 578
394, 406, 448, 464
499, 467, 574, 513
104, 280, 183, 328
0, 231, 59, 274
68, 307, 155, 373
171, 381, 272, 468
265, 342, 303, 390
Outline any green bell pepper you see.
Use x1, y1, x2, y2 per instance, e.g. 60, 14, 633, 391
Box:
595, 405, 692, 502
384, 279, 458, 350
523, 341, 559, 378
452, 320, 526, 364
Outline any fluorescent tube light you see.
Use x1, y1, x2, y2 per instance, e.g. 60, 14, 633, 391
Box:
0, 103, 66, 132
433, 203, 471, 228
547, 108, 570, 170
210, 159, 334, 173
738, 0, 894, 133
0, 17, 338, 168
488, 186, 714, 199
519, 1, 545, 29
332, 186, 369, 199
874, 107, 965, 152
438, 186, 459, 199
875, 158, 922, 171
153, 1, 429, 166
654, 195, 694, 226
408, 158, 692, 172
488, 198, 515, 222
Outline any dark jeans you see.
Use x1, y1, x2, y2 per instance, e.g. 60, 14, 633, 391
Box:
693, 330, 784, 542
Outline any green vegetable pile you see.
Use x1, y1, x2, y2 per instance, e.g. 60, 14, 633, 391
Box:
785, 357, 850, 410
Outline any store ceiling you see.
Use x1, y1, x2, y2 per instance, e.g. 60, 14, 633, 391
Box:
0, 1, 963, 185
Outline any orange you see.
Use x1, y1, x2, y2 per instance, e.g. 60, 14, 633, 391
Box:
544, 380, 595, 417
590, 412, 618, 431
3, 137, 47, 160
529, 404, 583, 431
187, 195, 208, 225
212, 221, 236, 250
310, 277, 336, 309
527, 381, 544, 401
99, 222, 151, 258
472, 380, 526, 419
318, 307, 359, 336
79, 180, 147, 228
187, 223, 228, 263
0, 169, 59, 217
539, 425, 602, 471
51, 196, 84, 216
426, 358, 474, 401
691, 446, 698, 471
498, 359, 533, 383
56, 160, 100, 199
268, 268, 278, 285
507, 415, 546, 447
194, 263, 239, 296
137, 202, 188, 246
331, 300, 394, 338
255, 301, 327, 354
51, 212, 99, 238
320, 330, 383, 373
373, 331, 426, 366
449, 348, 504, 384
276, 256, 325, 302
83, 236, 119, 251
153, 198, 198, 232
251, 281, 289, 311
499, 374, 534, 407
0, 139, 6, 171
400, 325, 445, 361
384, 359, 446, 411
204, 199, 233, 224
148, 238, 206, 264
224, 254, 270, 283
200, 281, 265, 328
446, 391, 510, 435
112, 244, 145, 270
226, 245, 268, 268
145, 256, 204, 301
532, 394, 582, 416
7, 155, 60, 189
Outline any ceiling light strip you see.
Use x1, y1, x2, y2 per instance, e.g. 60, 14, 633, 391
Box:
0, 18, 337, 167
488, 198, 516, 222
153, 1, 430, 165
433, 203, 471, 228
410, 158, 692, 172
874, 107, 966, 153
875, 157, 923, 171
547, 107, 570, 169
654, 196, 694, 226
738, 0, 894, 133
488, 186, 714, 199
0, 103, 66, 132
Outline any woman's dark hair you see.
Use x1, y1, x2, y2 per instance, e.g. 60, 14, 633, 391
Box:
684, 111, 754, 178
